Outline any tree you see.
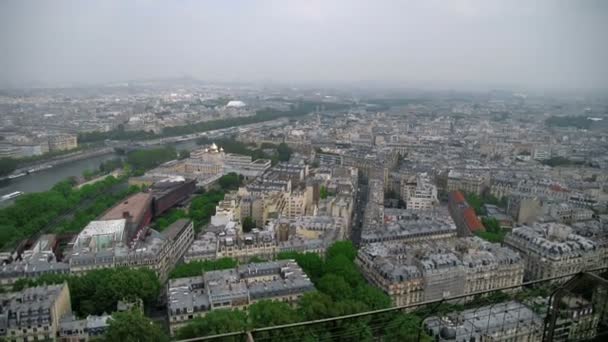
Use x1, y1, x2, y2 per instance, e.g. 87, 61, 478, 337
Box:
482, 217, 501, 233
384, 314, 431, 342
298, 291, 335, 320
102, 310, 168, 342
178, 149, 190, 159
99, 158, 124, 173
320, 185, 328, 199
126, 146, 177, 171
326, 241, 357, 262
0, 175, 125, 250
545, 115, 592, 129
318, 274, 353, 301
170, 257, 237, 279
82, 169, 95, 180
0, 158, 18, 176
323, 254, 364, 287
188, 190, 225, 229
465, 193, 485, 215
277, 143, 292, 162
248, 256, 267, 263
218, 172, 241, 190
293, 253, 324, 281
242, 216, 256, 233
353, 284, 392, 310
154, 209, 187, 231
249, 301, 305, 342
81, 101, 349, 142
276, 251, 299, 260
13, 268, 161, 317
176, 309, 248, 340
249, 300, 300, 327
474, 230, 506, 243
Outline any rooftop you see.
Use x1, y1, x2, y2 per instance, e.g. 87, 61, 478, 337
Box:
101, 192, 152, 221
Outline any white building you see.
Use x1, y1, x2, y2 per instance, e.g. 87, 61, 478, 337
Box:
402, 173, 438, 210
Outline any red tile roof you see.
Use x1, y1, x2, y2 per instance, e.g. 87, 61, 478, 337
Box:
451, 191, 466, 203
464, 208, 484, 232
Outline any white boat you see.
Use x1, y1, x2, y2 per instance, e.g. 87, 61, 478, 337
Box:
27, 164, 53, 173
1, 191, 24, 201
7, 173, 27, 180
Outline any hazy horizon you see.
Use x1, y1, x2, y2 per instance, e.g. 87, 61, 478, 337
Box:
1, 0, 607, 91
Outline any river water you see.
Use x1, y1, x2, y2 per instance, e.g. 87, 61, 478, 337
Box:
0, 140, 200, 207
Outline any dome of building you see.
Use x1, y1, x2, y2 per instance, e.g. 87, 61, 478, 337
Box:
226, 100, 246, 108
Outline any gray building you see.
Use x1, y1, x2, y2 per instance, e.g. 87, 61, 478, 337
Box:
425, 301, 543, 341
0, 283, 72, 341
504, 223, 602, 280
167, 260, 315, 335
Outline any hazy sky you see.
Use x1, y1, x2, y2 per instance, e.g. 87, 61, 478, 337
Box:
1, 0, 607, 90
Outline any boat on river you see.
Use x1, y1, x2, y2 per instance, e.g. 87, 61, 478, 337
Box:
7, 172, 27, 180
1, 191, 24, 201
27, 164, 53, 173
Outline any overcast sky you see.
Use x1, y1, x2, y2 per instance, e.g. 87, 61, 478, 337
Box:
1, 0, 607, 90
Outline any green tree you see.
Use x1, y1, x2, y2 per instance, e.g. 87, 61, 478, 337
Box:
13, 268, 160, 317
178, 149, 190, 159
176, 309, 249, 340
219, 172, 242, 190
242, 216, 256, 233
249, 300, 300, 327
0, 157, 18, 176
326, 241, 357, 262
154, 209, 188, 231
318, 274, 353, 301
99, 158, 124, 173
80, 101, 348, 142
384, 314, 431, 342
277, 143, 292, 162
248, 256, 267, 263
298, 291, 335, 320
126, 146, 177, 171
320, 185, 328, 199
474, 230, 506, 243
293, 253, 324, 281
353, 284, 392, 310
170, 257, 237, 279
102, 310, 168, 342
324, 254, 364, 287
82, 169, 96, 180
0, 175, 126, 250
545, 115, 593, 129
465, 192, 485, 215
188, 190, 225, 229
482, 217, 501, 233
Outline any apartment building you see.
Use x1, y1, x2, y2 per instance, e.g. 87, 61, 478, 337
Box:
401, 173, 439, 210
357, 238, 524, 306
67, 219, 194, 282
425, 301, 543, 341
0, 283, 72, 341
167, 260, 314, 335
446, 170, 488, 195
360, 210, 457, 245
47, 134, 78, 152
504, 223, 602, 280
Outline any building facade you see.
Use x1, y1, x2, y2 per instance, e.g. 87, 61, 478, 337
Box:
0, 283, 72, 341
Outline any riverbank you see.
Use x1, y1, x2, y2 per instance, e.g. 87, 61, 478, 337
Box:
1, 147, 115, 181
0, 153, 120, 207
